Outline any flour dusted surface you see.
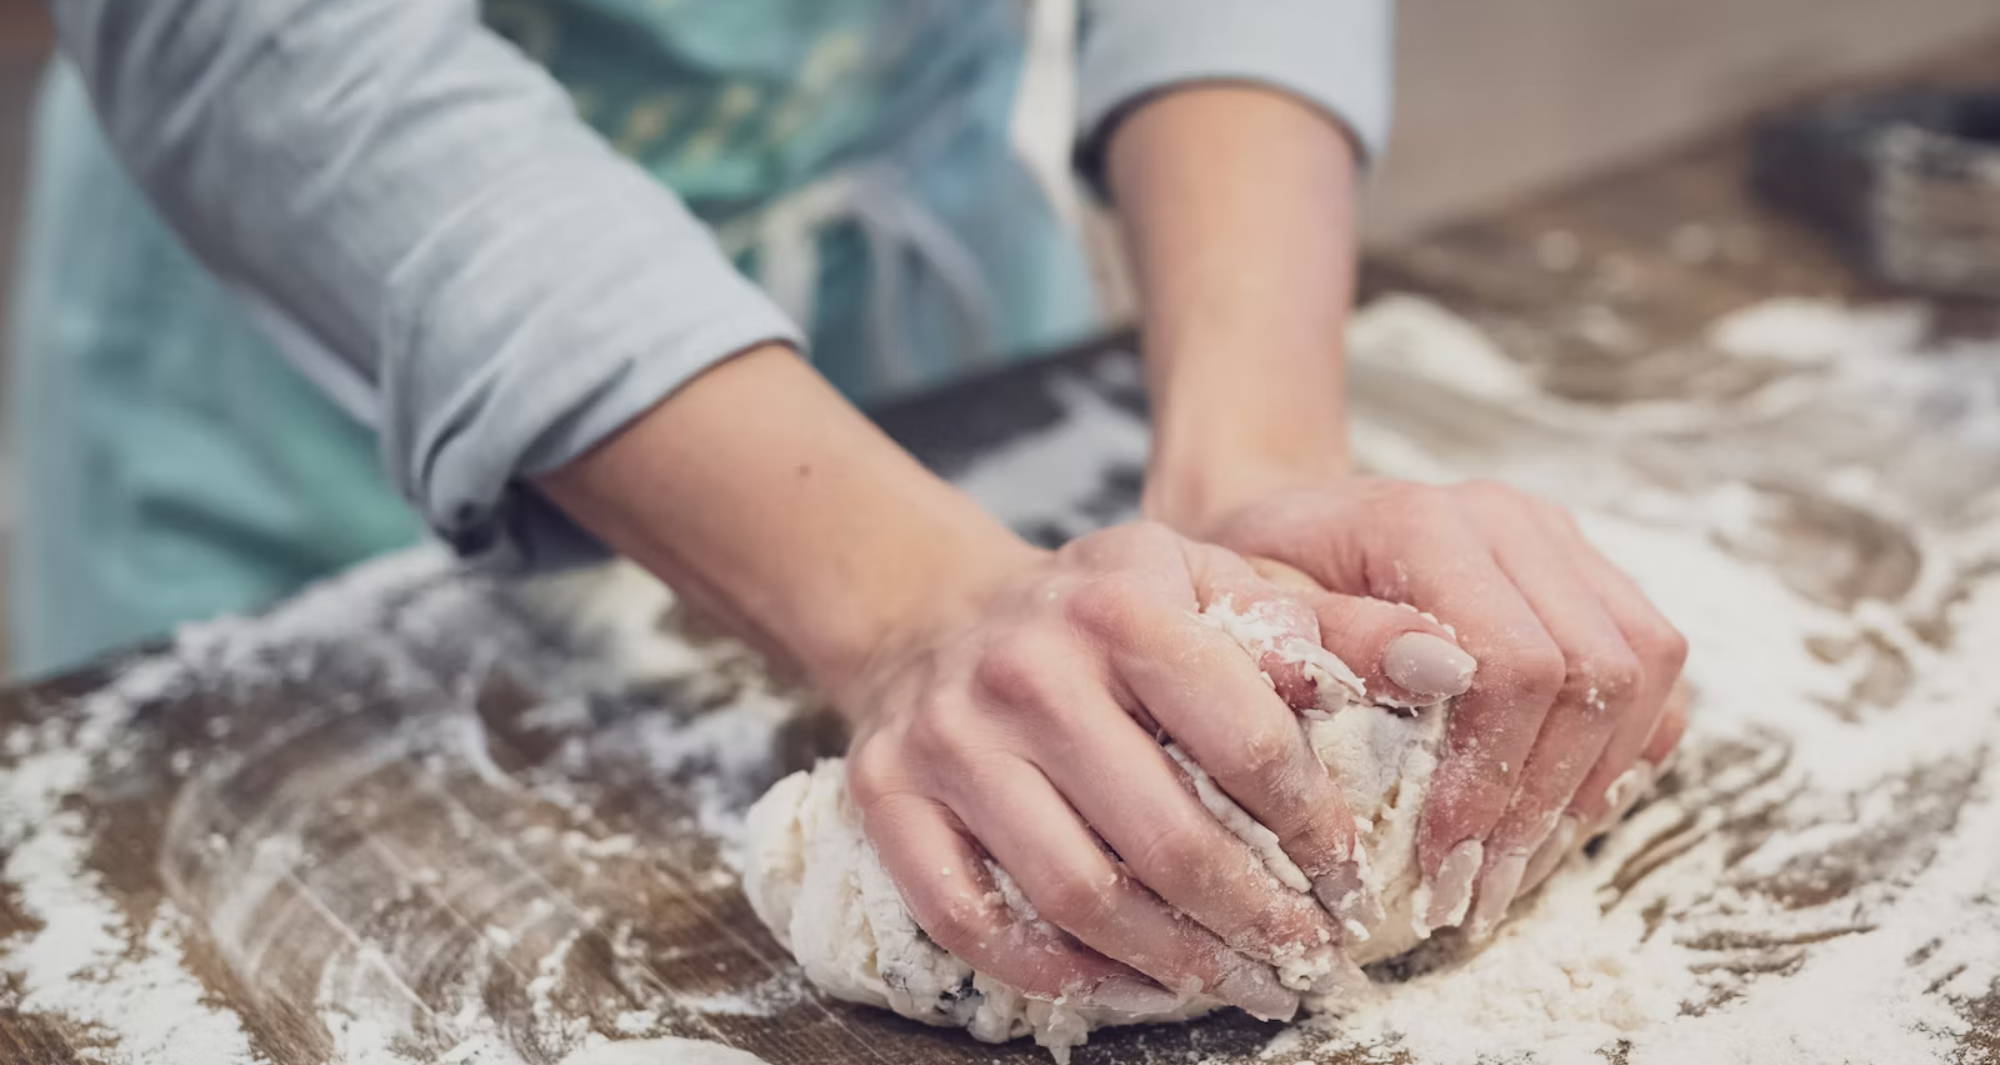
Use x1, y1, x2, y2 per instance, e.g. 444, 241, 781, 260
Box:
5, 295, 1999, 1065
556, 1036, 773, 1064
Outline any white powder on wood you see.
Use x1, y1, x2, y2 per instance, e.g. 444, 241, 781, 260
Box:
3, 294, 1996, 1065
0, 660, 262, 1065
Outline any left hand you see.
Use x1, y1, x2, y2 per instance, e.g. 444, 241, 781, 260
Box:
1165, 476, 1689, 938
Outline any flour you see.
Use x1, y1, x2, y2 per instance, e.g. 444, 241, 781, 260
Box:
737, 294, 2000, 1063
4, 293, 1998, 1065
0, 659, 262, 1065
737, 598, 1465, 1059
1241, 297, 2000, 1065
556, 1037, 772, 1065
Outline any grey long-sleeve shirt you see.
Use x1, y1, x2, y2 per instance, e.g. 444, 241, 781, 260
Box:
48, 0, 1392, 570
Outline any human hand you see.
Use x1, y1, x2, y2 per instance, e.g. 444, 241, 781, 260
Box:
1166, 478, 1689, 939
824, 522, 1459, 1018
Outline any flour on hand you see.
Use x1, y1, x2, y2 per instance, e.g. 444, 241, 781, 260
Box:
739, 597, 1536, 1061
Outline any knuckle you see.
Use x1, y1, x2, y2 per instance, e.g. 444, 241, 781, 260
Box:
1384, 483, 1459, 526
1119, 519, 1178, 550
1038, 869, 1117, 930
1485, 641, 1567, 705
1065, 576, 1156, 646
1539, 497, 1584, 532
1249, 900, 1327, 956
1641, 620, 1691, 674
897, 708, 993, 784
846, 742, 902, 808
1456, 478, 1533, 512
1229, 722, 1302, 784
915, 889, 993, 957
900, 718, 954, 770
1268, 808, 1345, 875
972, 631, 1059, 708
1129, 820, 1216, 885
1574, 651, 1643, 707
1074, 520, 1172, 561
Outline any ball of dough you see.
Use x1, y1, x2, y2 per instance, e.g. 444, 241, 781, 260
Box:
740, 600, 1455, 1060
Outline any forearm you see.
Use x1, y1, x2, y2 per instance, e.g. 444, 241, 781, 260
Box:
537, 345, 1037, 694
1107, 85, 1363, 531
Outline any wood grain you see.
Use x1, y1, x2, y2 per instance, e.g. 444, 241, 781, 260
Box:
2, 39, 1998, 1065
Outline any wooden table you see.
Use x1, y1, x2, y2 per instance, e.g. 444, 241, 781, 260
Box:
5, 43, 2000, 1065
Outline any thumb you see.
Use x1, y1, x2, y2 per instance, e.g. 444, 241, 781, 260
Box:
1184, 545, 1337, 712
1307, 592, 1477, 707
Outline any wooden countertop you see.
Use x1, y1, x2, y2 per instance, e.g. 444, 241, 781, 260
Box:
4, 41, 1999, 1065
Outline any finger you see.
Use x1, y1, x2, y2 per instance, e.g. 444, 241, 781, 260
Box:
1593, 690, 1682, 830
1017, 675, 1344, 967
1078, 570, 1367, 927
944, 756, 1301, 1020
1461, 508, 1639, 939
1535, 509, 1689, 829
1601, 683, 1690, 828
1519, 683, 1691, 896
1063, 527, 1334, 709
1244, 555, 1324, 593
1192, 565, 1334, 711
1306, 591, 1477, 706
1176, 549, 1403, 933
1641, 683, 1690, 767
858, 790, 1154, 1008
1352, 499, 1564, 928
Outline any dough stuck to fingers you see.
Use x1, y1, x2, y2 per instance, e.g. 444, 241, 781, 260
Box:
738, 596, 1653, 1060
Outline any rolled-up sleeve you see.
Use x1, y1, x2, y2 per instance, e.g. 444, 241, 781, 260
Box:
51, 0, 802, 570
1075, 0, 1395, 182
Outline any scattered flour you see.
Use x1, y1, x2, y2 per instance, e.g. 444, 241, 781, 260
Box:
735, 294, 2000, 1063
3, 294, 1996, 1065
556, 1037, 772, 1065
0, 659, 262, 1065
738, 599, 1453, 1060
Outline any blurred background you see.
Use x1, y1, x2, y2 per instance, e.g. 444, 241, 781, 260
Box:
2, 0, 1999, 670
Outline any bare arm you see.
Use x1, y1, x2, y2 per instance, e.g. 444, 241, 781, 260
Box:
51, 0, 1351, 1012
1109, 85, 1362, 525
536, 344, 1029, 687
539, 344, 1350, 1018
1108, 85, 1688, 939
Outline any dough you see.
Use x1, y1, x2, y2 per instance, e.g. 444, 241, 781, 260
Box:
740, 599, 1456, 1060
556, 1036, 771, 1065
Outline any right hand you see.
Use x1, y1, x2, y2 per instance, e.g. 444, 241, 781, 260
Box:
822, 522, 1462, 1019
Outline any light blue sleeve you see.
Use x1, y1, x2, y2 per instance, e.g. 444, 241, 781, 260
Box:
47, 0, 802, 570
1075, 0, 1395, 180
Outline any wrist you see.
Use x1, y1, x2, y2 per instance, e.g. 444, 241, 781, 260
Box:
798, 514, 1043, 709
1143, 449, 1347, 538
1141, 337, 1354, 535
1106, 85, 1363, 541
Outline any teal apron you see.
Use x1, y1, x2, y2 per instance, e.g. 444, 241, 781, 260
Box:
7, 0, 1102, 676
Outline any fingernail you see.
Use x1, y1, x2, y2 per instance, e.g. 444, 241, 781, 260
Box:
1383, 633, 1477, 699
1092, 976, 1186, 1016
1313, 855, 1384, 943
1522, 814, 1581, 894
1214, 964, 1300, 1021
1465, 852, 1528, 941
1601, 764, 1656, 829
1424, 840, 1483, 930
